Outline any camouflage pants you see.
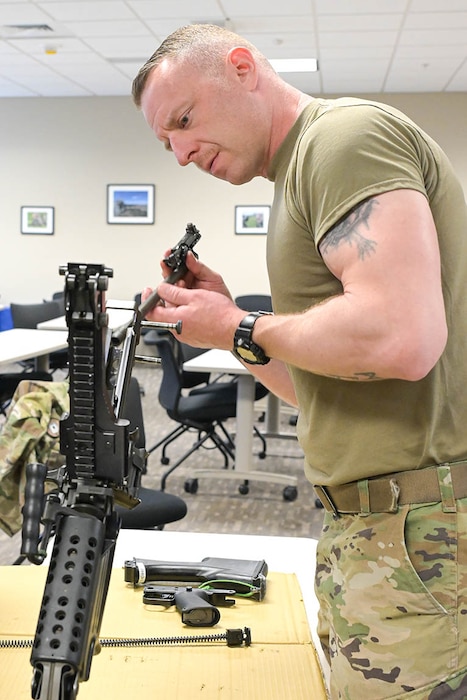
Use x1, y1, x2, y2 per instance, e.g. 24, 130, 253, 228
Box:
315, 496, 467, 699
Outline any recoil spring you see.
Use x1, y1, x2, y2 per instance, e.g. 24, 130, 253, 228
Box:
0, 627, 251, 650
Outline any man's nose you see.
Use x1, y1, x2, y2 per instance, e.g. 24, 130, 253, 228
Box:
170, 136, 194, 167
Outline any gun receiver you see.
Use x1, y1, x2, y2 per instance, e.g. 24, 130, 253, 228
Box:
142, 585, 236, 627
21, 226, 202, 700
124, 556, 268, 601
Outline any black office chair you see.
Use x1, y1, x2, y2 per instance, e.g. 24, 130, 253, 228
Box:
49, 291, 65, 315
140, 337, 212, 466
235, 293, 298, 429
10, 300, 62, 328
174, 339, 211, 389
149, 338, 267, 491
0, 370, 53, 416
135, 288, 211, 388
116, 376, 187, 529
235, 294, 273, 313
10, 300, 68, 372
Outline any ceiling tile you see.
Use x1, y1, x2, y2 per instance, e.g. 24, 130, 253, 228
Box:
129, 0, 224, 21
315, 0, 409, 15
38, 1, 134, 22
62, 20, 153, 38
0, 0, 464, 96
223, 0, 312, 16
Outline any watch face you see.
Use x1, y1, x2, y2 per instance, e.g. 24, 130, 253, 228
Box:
236, 344, 260, 363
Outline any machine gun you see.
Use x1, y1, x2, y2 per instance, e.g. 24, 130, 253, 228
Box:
20, 224, 201, 700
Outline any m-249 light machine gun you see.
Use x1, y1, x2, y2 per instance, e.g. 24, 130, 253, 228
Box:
20, 224, 201, 700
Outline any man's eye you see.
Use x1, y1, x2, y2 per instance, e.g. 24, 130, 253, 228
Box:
180, 114, 189, 128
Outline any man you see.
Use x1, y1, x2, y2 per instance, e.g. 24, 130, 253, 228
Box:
132, 24, 467, 700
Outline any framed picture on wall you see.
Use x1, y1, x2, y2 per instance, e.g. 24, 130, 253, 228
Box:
107, 184, 155, 224
235, 205, 270, 235
21, 206, 54, 235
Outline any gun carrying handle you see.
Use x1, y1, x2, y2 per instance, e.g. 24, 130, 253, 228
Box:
21, 462, 47, 564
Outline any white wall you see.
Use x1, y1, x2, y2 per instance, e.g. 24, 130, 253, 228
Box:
0, 92, 466, 306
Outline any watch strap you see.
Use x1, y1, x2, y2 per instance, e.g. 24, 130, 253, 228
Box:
233, 311, 271, 365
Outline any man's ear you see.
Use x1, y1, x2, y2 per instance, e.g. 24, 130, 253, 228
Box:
226, 47, 258, 88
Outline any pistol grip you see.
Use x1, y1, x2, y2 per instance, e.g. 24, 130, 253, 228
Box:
175, 590, 221, 627
21, 462, 47, 563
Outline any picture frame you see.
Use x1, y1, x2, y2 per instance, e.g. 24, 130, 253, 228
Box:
107, 184, 155, 224
21, 206, 54, 235
235, 205, 270, 235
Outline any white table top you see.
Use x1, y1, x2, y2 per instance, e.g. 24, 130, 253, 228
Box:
183, 348, 250, 375
37, 306, 134, 332
0, 328, 68, 367
114, 530, 317, 618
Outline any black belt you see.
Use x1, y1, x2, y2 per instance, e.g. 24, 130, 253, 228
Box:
314, 460, 467, 516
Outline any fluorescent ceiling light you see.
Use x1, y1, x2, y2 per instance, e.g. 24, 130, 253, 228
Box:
269, 58, 318, 73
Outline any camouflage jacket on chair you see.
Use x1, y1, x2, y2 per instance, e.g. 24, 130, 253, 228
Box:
0, 379, 69, 536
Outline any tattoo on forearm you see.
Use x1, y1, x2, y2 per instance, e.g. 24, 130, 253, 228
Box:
326, 371, 381, 381
320, 199, 378, 260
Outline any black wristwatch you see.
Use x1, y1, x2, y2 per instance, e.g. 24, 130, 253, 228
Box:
233, 312, 271, 365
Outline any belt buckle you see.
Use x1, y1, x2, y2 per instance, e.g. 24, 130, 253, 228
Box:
314, 485, 340, 518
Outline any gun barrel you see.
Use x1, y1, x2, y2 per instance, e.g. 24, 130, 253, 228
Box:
31, 510, 117, 696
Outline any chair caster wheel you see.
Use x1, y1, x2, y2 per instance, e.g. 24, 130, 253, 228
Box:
161, 456, 170, 465
184, 478, 198, 494
283, 485, 298, 501
315, 497, 324, 509
258, 451, 266, 460
238, 482, 249, 495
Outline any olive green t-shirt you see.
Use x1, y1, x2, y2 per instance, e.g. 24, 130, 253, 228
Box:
267, 98, 467, 486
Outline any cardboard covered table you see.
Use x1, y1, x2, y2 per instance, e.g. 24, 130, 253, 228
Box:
0, 564, 328, 699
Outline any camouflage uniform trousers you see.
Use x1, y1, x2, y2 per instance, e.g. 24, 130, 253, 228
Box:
315, 494, 467, 699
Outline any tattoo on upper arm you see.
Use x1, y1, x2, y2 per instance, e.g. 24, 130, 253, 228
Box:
320, 198, 378, 260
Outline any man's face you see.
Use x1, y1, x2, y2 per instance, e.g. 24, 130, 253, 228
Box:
140, 57, 268, 185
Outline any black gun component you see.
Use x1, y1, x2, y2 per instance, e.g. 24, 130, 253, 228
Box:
124, 556, 268, 601
21, 226, 202, 700
23, 263, 142, 700
0, 627, 252, 650
111, 223, 201, 418
138, 222, 201, 319
142, 585, 236, 627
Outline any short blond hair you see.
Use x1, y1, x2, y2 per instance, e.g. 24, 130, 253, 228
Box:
132, 24, 272, 107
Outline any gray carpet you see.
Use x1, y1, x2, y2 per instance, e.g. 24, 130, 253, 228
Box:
0, 358, 324, 566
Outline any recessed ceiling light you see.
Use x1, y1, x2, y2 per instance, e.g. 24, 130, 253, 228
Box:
269, 58, 318, 73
